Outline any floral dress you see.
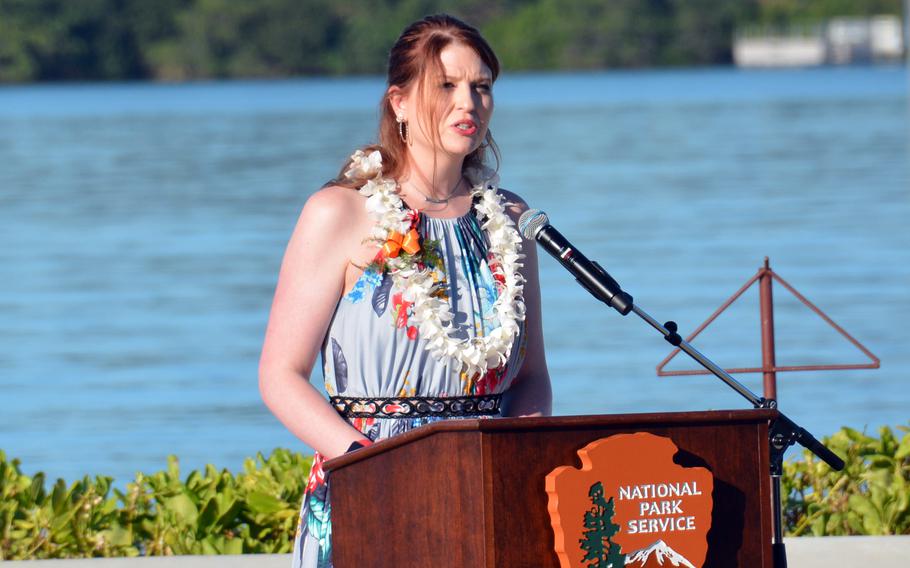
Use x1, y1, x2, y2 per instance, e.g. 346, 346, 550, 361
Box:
291, 199, 527, 568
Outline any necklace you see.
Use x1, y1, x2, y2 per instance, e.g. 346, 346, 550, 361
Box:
406, 177, 464, 205
345, 149, 526, 378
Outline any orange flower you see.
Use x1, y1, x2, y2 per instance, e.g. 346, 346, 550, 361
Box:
382, 223, 420, 259
382, 231, 404, 258
401, 227, 420, 255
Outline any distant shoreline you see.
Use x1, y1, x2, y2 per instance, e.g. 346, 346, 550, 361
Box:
1, 0, 902, 82
1, 60, 907, 89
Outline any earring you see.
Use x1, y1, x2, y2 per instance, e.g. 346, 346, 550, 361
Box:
396, 113, 411, 146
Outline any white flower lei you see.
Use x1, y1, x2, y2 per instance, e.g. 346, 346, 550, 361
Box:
346, 149, 526, 377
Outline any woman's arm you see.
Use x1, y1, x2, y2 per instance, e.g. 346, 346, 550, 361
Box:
499, 190, 553, 417
259, 186, 371, 460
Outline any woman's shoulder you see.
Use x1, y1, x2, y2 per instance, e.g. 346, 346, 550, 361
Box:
496, 187, 529, 209
495, 187, 532, 222
300, 183, 367, 225
291, 184, 373, 257
288, 183, 373, 266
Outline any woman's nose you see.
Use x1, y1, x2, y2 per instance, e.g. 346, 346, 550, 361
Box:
456, 84, 475, 110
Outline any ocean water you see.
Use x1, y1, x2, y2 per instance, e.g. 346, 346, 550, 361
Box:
1, 66, 907, 483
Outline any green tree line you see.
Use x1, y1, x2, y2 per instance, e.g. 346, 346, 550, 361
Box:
0, 0, 903, 82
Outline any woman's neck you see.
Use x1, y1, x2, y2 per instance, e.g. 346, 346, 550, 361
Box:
403, 151, 465, 200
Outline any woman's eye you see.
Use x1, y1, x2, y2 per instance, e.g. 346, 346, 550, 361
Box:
475, 83, 491, 92
442, 82, 455, 89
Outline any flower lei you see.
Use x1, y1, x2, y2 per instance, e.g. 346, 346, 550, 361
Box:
345, 149, 526, 378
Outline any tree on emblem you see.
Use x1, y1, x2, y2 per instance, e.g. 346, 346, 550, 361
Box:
579, 481, 625, 567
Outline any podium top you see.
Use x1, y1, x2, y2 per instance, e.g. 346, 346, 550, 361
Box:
324, 408, 777, 473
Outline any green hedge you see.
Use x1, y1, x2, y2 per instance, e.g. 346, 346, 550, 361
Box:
0, 449, 311, 559
2, 424, 908, 559
783, 425, 910, 536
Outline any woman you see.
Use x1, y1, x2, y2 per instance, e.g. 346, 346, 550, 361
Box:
259, 14, 551, 567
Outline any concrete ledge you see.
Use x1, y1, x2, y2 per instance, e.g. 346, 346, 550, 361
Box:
784, 535, 910, 567
6, 536, 910, 567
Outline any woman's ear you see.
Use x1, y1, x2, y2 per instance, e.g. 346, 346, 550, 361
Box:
387, 86, 408, 118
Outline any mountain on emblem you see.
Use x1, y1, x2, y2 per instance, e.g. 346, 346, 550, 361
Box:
624, 539, 696, 568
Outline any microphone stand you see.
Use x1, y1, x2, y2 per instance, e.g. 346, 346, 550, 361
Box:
594, 280, 844, 568
519, 210, 845, 566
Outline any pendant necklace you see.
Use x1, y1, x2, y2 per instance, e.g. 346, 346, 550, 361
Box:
408, 177, 464, 205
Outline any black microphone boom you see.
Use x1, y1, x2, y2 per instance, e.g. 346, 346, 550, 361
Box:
519, 209, 633, 315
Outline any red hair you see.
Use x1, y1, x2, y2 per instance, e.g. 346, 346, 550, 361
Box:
335, 14, 501, 187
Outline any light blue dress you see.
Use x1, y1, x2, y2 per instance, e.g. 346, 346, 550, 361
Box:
291, 200, 527, 568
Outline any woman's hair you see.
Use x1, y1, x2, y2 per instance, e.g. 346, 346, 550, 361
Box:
335, 14, 501, 187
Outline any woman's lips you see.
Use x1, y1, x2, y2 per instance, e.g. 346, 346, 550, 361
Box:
452, 120, 477, 136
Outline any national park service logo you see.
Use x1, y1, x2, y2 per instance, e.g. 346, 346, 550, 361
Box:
545, 433, 714, 568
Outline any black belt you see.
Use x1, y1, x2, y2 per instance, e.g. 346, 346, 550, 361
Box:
330, 394, 503, 419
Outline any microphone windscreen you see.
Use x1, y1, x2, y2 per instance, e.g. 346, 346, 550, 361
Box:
518, 209, 549, 240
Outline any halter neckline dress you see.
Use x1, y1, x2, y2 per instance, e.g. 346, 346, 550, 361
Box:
291, 193, 526, 568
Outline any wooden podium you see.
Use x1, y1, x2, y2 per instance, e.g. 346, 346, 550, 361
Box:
324, 409, 776, 567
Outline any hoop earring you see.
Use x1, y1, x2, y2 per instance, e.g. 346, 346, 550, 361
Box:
396, 113, 411, 146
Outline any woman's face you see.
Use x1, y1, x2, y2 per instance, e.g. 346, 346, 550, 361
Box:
401, 43, 495, 159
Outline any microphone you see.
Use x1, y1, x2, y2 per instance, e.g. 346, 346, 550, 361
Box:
519, 209, 633, 315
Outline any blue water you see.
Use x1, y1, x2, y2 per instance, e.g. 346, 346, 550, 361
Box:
1, 66, 908, 483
